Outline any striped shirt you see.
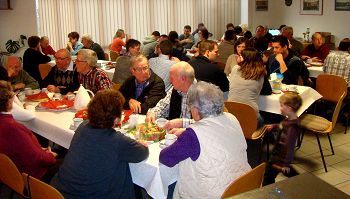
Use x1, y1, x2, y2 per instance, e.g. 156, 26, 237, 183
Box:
78, 67, 112, 93
324, 50, 350, 86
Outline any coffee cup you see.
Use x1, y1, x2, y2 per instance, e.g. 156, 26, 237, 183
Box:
24, 88, 32, 96
129, 114, 139, 128
165, 134, 177, 146
54, 93, 62, 99
18, 92, 26, 101
155, 118, 168, 128
73, 118, 83, 127
67, 93, 75, 100
42, 88, 48, 93
306, 58, 312, 64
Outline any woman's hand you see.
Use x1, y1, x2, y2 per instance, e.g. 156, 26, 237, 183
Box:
168, 128, 186, 136
164, 118, 183, 131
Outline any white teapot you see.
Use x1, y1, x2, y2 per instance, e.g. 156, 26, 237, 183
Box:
74, 84, 94, 110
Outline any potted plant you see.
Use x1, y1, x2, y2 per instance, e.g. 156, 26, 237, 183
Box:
5, 35, 27, 54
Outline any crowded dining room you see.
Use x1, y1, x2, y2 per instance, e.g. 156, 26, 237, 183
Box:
1, 0, 350, 198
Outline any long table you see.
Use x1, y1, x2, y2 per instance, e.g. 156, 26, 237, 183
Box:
258, 85, 322, 116
20, 109, 177, 199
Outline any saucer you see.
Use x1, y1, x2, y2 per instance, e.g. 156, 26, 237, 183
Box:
69, 124, 78, 130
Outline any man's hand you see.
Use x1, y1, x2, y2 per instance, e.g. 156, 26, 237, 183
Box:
275, 54, 287, 73
168, 128, 186, 136
129, 99, 142, 113
301, 55, 310, 60
66, 42, 73, 51
145, 111, 156, 123
13, 83, 25, 90
311, 57, 322, 62
47, 85, 60, 93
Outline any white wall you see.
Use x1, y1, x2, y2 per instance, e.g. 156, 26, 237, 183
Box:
249, 1, 350, 46
0, 0, 37, 52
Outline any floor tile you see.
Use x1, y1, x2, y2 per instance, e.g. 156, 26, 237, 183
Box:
312, 166, 350, 185
298, 140, 322, 156
308, 148, 347, 166
336, 180, 350, 196
333, 160, 350, 174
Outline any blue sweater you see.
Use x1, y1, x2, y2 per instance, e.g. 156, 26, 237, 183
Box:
51, 122, 149, 199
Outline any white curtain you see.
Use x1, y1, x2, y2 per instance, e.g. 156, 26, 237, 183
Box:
37, 0, 240, 51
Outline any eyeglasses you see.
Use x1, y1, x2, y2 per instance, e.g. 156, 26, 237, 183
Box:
133, 66, 149, 72
55, 57, 69, 61
74, 59, 87, 63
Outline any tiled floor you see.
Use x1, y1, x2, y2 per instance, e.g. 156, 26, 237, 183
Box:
275, 123, 350, 196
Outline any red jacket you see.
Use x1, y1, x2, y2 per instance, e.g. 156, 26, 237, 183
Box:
0, 114, 56, 179
42, 44, 56, 56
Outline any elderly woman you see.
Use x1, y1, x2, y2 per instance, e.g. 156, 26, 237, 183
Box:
0, 80, 57, 182
81, 34, 106, 60
160, 81, 251, 199
51, 89, 149, 199
76, 49, 112, 93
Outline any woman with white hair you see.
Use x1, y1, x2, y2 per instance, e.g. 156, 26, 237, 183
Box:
160, 81, 251, 199
81, 34, 106, 60
76, 49, 112, 93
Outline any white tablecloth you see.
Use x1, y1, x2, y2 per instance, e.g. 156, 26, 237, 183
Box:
308, 66, 323, 78
20, 110, 177, 199
258, 85, 322, 116
48, 60, 115, 80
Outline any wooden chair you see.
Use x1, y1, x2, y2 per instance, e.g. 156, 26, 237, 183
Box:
110, 51, 119, 61
23, 173, 64, 199
299, 74, 347, 172
39, 63, 52, 80
224, 101, 269, 161
104, 52, 110, 61
112, 83, 121, 91
221, 162, 266, 198
0, 153, 29, 198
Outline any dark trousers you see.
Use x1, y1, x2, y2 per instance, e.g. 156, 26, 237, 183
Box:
262, 161, 298, 186
42, 159, 63, 184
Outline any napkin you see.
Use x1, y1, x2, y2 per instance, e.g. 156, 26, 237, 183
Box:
26, 92, 49, 101
40, 99, 74, 110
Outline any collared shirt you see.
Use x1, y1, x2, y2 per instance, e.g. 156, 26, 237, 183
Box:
324, 50, 350, 87
135, 80, 149, 99
149, 54, 176, 92
148, 81, 196, 127
78, 67, 112, 93
59, 61, 74, 72
71, 42, 84, 55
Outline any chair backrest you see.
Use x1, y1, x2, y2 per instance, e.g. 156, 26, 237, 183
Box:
111, 83, 121, 91
221, 162, 266, 198
39, 63, 52, 80
0, 153, 26, 197
104, 52, 110, 61
224, 101, 258, 139
316, 74, 348, 129
110, 51, 119, 61
25, 174, 64, 199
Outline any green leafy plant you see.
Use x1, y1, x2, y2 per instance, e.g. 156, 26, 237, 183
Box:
5, 35, 27, 54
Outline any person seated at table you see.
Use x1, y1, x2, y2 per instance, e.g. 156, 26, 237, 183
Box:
50, 89, 149, 199
263, 92, 302, 186
149, 40, 177, 92
40, 36, 56, 56
281, 26, 303, 57
76, 49, 112, 93
224, 37, 248, 75
119, 54, 166, 114
214, 29, 236, 65
179, 25, 195, 49
23, 36, 51, 84
0, 80, 58, 183
81, 34, 106, 60
3, 55, 39, 91
268, 35, 310, 86
301, 32, 330, 62
248, 25, 269, 54
168, 31, 190, 62
42, 49, 80, 95
146, 61, 196, 127
66, 31, 84, 56
188, 40, 229, 93
110, 29, 130, 55
228, 47, 266, 127
112, 39, 141, 84
159, 81, 251, 199
141, 31, 160, 57
191, 28, 210, 57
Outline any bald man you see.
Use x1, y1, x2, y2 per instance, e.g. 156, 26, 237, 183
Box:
42, 49, 80, 94
301, 32, 330, 62
3, 56, 39, 91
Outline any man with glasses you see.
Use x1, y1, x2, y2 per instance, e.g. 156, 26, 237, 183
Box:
76, 49, 111, 94
42, 49, 80, 94
119, 54, 165, 114
3, 56, 39, 91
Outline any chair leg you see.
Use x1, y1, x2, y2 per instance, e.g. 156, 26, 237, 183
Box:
345, 114, 348, 134
316, 134, 328, 172
296, 129, 305, 149
327, 134, 335, 155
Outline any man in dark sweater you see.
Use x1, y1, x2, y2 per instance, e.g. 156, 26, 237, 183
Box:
119, 54, 166, 114
188, 40, 229, 92
81, 34, 106, 60
42, 49, 80, 94
23, 36, 51, 86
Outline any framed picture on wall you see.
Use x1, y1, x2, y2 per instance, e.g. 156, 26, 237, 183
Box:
0, 0, 11, 10
256, 0, 268, 11
300, 0, 323, 15
335, 0, 350, 11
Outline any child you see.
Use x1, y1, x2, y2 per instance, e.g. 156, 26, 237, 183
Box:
263, 91, 302, 186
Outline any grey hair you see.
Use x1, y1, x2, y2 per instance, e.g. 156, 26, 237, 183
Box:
175, 61, 195, 82
130, 54, 148, 68
78, 49, 97, 67
1, 55, 22, 68
188, 81, 224, 118
81, 34, 93, 42
282, 26, 293, 36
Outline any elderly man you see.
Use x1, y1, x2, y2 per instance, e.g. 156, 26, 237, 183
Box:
23, 36, 51, 84
42, 49, 80, 94
149, 40, 177, 92
188, 40, 229, 92
146, 61, 195, 127
301, 32, 330, 62
81, 34, 106, 60
3, 56, 39, 91
119, 54, 165, 114
112, 39, 141, 84
67, 31, 84, 56
179, 25, 195, 49
269, 35, 310, 86
281, 26, 303, 57
76, 49, 111, 93
40, 36, 56, 56
248, 25, 269, 53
